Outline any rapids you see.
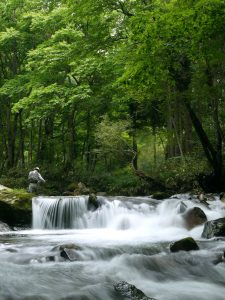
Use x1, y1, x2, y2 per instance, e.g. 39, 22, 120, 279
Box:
0, 194, 225, 299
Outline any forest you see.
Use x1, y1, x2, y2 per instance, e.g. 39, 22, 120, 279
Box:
0, 0, 225, 196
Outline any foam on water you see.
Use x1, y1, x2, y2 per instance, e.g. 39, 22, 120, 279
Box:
1, 194, 225, 300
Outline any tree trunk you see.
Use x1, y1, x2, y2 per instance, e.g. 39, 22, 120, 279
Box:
17, 111, 25, 167
129, 103, 138, 170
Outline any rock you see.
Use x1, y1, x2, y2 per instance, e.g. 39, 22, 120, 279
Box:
0, 185, 12, 191
220, 193, 225, 202
0, 220, 12, 231
170, 237, 199, 252
183, 207, 207, 230
197, 193, 210, 208
177, 201, 187, 214
74, 182, 90, 195
202, 218, 225, 239
51, 243, 81, 261
114, 281, 157, 300
212, 251, 225, 265
88, 193, 100, 211
0, 188, 32, 227
60, 248, 79, 261
51, 243, 81, 252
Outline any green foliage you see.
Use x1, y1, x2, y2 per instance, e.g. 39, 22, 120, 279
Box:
0, 0, 225, 194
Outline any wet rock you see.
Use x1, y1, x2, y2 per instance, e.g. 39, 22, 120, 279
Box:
151, 191, 172, 200
212, 251, 225, 265
114, 281, 157, 300
88, 193, 99, 211
202, 218, 225, 239
170, 237, 199, 252
220, 193, 225, 202
60, 248, 79, 261
177, 201, 187, 214
197, 193, 210, 208
183, 207, 207, 230
0, 220, 12, 232
51, 243, 82, 261
52, 243, 81, 251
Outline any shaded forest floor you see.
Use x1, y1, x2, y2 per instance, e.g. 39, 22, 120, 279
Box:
0, 163, 204, 198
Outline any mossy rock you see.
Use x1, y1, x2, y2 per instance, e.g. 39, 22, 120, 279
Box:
0, 187, 33, 227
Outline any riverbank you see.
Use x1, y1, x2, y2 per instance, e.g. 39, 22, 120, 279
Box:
0, 185, 32, 227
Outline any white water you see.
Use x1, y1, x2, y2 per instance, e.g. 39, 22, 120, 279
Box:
1, 195, 225, 299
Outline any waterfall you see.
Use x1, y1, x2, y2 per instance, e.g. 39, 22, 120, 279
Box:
32, 195, 225, 233
3, 194, 225, 300
32, 196, 88, 229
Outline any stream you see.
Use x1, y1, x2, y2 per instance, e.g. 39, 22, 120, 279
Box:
0, 194, 225, 299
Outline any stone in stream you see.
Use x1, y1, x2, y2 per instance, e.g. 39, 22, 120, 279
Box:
0, 220, 12, 232
0, 187, 32, 227
51, 243, 82, 261
88, 193, 100, 211
202, 218, 225, 239
177, 201, 187, 214
114, 281, 157, 300
170, 237, 199, 252
182, 207, 207, 230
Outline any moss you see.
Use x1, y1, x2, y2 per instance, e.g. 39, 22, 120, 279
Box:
0, 188, 33, 210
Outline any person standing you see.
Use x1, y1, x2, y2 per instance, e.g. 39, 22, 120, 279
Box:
28, 167, 45, 193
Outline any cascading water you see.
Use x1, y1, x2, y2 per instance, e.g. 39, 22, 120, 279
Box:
1, 194, 225, 300
32, 196, 89, 229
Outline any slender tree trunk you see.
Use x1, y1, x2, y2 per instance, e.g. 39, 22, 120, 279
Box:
17, 111, 25, 167
29, 120, 34, 163
85, 111, 91, 171
129, 103, 138, 170
6, 108, 18, 168
65, 108, 76, 169
153, 126, 157, 165
36, 120, 42, 161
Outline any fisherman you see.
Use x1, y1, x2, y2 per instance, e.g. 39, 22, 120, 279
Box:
28, 167, 45, 193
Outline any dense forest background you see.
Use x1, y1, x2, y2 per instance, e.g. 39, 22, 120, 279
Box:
0, 0, 225, 195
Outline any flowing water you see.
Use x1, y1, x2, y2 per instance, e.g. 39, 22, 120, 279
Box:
1, 195, 225, 300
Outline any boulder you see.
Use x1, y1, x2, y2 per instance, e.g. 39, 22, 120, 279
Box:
0, 185, 12, 191
0, 188, 32, 227
170, 237, 199, 252
74, 182, 90, 195
51, 243, 82, 261
220, 193, 225, 202
114, 281, 157, 300
88, 193, 100, 211
0, 220, 12, 232
202, 218, 225, 239
177, 201, 187, 214
151, 191, 172, 200
183, 207, 207, 230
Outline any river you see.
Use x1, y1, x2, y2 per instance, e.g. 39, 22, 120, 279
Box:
0, 194, 225, 299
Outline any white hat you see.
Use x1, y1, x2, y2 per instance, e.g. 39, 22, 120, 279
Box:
34, 167, 40, 171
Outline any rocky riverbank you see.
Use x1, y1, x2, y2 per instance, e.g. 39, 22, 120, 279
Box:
0, 185, 32, 227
